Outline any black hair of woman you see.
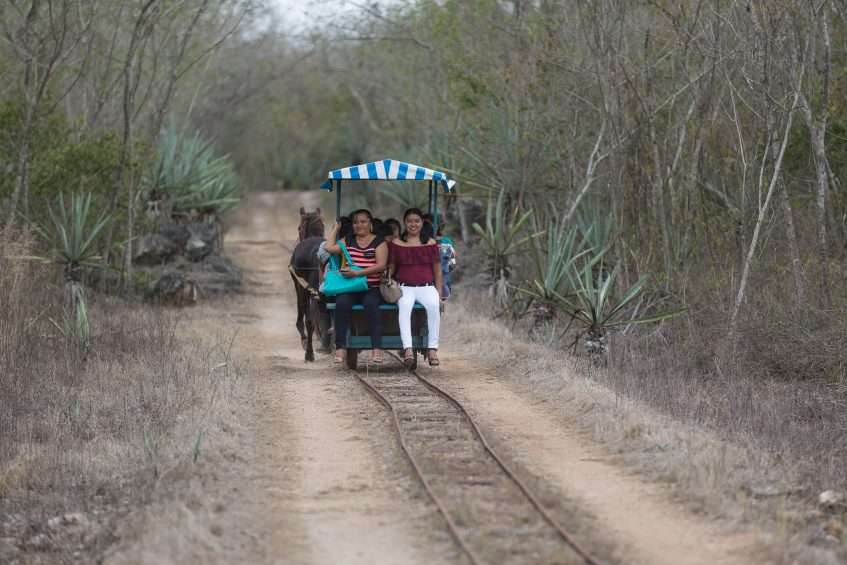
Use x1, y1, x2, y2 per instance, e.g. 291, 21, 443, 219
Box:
376, 223, 394, 239
347, 208, 373, 223
337, 215, 353, 240
422, 212, 445, 236
401, 207, 433, 244
384, 218, 401, 236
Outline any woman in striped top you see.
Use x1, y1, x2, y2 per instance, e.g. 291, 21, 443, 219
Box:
325, 209, 388, 364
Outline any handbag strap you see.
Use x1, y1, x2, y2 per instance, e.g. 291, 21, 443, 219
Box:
338, 240, 356, 267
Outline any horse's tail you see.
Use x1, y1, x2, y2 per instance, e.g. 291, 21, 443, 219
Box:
308, 296, 326, 342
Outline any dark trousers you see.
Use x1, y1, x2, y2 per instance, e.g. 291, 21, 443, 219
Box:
334, 287, 382, 349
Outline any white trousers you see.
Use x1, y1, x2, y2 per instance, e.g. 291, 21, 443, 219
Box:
397, 285, 440, 350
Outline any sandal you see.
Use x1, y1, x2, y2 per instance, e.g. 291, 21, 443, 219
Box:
402, 348, 415, 368
371, 353, 384, 364
333, 349, 345, 364
427, 349, 440, 367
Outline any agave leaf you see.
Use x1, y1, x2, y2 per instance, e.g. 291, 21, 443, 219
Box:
9, 254, 52, 263
607, 273, 650, 320
596, 262, 618, 323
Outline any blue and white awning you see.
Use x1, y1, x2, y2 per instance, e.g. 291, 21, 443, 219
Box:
319, 159, 455, 192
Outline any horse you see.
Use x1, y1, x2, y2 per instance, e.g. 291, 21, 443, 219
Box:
289, 207, 326, 362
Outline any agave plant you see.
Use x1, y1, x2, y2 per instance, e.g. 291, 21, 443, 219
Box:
185, 168, 242, 217
30, 192, 114, 345
559, 258, 686, 366
144, 125, 243, 221
522, 219, 592, 327
575, 200, 613, 257
472, 187, 542, 283
378, 181, 427, 211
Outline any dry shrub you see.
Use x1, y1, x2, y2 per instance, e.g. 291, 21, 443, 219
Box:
611, 264, 847, 487
607, 272, 847, 561
0, 228, 244, 562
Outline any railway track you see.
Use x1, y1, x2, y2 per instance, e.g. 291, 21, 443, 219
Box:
352, 358, 602, 565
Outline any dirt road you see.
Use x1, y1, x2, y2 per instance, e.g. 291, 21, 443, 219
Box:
117, 191, 765, 564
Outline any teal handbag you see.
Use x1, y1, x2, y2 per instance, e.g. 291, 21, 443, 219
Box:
322, 241, 369, 296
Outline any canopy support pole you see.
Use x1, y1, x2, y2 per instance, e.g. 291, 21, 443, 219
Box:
433, 182, 439, 238
335, 179, 342, 218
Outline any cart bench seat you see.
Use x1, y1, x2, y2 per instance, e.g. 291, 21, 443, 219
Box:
324, 303, 425, 310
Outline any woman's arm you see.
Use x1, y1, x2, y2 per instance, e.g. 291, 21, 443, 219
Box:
324, 221, 342, 254
387, 241, 397, 278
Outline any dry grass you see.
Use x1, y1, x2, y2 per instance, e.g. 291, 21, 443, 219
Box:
0, 228, 247, 562
443, 284, 847, 565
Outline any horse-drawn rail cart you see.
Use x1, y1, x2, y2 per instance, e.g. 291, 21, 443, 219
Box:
318, 159, 455, 370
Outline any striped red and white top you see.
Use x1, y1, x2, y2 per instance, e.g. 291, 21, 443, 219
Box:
344, 235, 385, 288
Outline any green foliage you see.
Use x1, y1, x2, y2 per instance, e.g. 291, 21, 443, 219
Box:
562, 258, 686, 335
378, 181, 428, 210
144, 125, 243, 219
525, 220, 590, 305
472, 187, 542, 279
575, 199, 613, 257
50, 284, 89, 347
0, 99, 70, 201
30, 192, 115, 273
29, 132, 130, 221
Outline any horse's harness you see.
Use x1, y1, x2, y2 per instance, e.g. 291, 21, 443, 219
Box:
289, 265, 320, 298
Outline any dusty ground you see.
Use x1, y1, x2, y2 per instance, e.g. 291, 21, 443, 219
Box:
111, 191, 771, 564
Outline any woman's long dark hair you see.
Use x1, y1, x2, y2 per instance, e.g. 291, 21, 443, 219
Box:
400, 208, 433, 244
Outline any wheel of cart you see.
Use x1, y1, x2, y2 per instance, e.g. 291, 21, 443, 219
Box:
320, 303, 429, 370
317, 159, 456, 369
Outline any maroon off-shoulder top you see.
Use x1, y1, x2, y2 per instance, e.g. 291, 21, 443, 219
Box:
389, 242, 439, 285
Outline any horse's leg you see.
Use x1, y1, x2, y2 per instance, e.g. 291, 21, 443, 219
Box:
291, 272, 307, 348
304, 299, 315, 362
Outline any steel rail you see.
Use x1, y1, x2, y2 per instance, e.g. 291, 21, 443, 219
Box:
351, 369, 484, 565
354, 355, 603, 565
405, 364, 603, 565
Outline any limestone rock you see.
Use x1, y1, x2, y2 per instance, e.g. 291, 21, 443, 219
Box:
153, 272, 197, 306
819, 490, 846, 510
134, 233, 179, 266
155, 222, 190, 245
186, 223, 218, 261
195, 253, 244, 295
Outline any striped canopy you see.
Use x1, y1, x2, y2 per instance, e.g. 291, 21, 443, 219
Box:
319, 159, 456, 192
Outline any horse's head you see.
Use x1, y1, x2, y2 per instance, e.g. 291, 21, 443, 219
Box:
298, 207, 325, 241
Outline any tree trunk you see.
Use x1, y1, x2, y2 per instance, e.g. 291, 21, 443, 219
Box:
457, 198, 471, 242
811, 4, 832, 308
730, 91, 799, 338
772, 131, 806, 304
6, 121, 32, 225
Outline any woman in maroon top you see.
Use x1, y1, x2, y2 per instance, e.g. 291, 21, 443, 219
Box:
325, 209, 388, 364
388, 208, 443, 367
